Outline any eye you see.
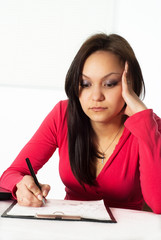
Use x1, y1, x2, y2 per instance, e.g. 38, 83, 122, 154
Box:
103, 80, 119, 88
80, 79, 92, 88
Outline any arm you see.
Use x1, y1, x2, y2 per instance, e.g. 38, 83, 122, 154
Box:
122, 63, 161, 214
125, 109, 161, 213
0, 101, 64, 206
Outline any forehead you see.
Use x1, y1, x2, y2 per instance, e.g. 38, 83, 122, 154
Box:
82, 51, 123, 76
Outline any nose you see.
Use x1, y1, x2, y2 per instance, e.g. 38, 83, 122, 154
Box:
92, 86, 105, 101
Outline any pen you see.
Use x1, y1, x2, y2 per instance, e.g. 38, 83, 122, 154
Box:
25, 158, 46, 205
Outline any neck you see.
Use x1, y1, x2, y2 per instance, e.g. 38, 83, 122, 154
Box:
92, 118, 124, 165
91, 117, 123, 140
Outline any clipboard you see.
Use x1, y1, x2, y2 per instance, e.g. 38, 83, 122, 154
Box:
1, 199, 116, 223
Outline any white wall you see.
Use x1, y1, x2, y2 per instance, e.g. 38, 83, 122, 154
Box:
0, 0, 161, 198
113, 0, 161, 116
0, 86, 67, 198
1, 0, 161, 112
0, 0, 114, 89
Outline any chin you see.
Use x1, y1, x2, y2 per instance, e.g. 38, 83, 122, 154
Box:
90, 116, 112, 124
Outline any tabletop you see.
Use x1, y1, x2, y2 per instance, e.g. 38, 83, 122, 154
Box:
0, 200, 161, 240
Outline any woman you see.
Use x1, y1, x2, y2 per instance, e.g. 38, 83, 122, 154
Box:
0, 33, 161, 213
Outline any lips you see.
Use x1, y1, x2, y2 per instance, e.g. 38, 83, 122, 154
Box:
90, 107, 107, 112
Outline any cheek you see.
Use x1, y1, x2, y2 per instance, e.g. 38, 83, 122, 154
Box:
116, 90, 124, 102
117, 98, 125, 111
79, 91, 90, 107
108, 89, 125, 110
79, 95, 88, 113
115, 95, 125, 110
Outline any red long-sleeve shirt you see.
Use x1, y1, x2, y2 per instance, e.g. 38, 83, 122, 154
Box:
0, 100, 161, 213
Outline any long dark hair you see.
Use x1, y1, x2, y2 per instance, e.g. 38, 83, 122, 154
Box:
65, 33, 145, 186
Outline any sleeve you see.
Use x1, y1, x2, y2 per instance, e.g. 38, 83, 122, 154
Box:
0, 101, 64, 197
124, 109, 161, 214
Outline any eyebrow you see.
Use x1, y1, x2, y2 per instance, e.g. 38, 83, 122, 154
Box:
81, 72, 122, 80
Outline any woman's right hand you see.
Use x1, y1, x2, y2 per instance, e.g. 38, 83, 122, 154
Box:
16, 175, 50, 207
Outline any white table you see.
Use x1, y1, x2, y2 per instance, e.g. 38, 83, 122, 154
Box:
0, 200, 161, 240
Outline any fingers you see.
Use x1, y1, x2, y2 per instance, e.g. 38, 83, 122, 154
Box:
121, 61, 147, 116
16, 175, 42, 207
16, 175, 50, 207
122, 62, 127, 92
40, 184, 51, 198
17, 185, 42, 207
124, 61, 128, 75
122, 62, 131, 91
27, 179, 42, 199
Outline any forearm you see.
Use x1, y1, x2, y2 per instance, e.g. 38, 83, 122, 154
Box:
125, 109, 161, 213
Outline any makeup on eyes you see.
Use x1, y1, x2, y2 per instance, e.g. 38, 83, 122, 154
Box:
102, 78, 121, 88
80, 79, 91, 88
80, 74, 121, 88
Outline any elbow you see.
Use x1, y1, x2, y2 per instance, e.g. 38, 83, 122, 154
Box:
143, 189, 161, 214
151, 206, 161, 214
146, 200, 161, 214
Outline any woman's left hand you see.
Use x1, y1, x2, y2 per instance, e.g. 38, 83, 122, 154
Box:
121, 62, 147, 117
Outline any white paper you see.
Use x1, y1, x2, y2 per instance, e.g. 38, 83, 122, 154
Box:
7, 199, 111, 221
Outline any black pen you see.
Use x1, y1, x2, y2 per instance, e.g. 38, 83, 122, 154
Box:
25, 158, 46, 205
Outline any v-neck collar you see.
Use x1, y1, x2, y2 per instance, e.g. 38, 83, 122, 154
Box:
95, 127, 131, 181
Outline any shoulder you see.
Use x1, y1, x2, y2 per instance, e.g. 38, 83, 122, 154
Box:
51, 100, 68, 126
50, 99, 68, 117
152, 111, 161, 132
52, 99, 68, 111
40, 100, 68, 130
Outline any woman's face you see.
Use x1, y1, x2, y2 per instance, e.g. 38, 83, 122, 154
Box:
79, 50, 125, 125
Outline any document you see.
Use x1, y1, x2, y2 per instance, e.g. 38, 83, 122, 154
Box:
2, 199, 116, 223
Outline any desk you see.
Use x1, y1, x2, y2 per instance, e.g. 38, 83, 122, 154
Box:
0, 200, 161, 240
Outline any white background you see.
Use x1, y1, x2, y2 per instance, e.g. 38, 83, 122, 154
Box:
0, 0, 161, 199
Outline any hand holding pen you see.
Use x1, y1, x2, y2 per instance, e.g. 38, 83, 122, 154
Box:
25, 158, 46, 205
15, 158, 50, 207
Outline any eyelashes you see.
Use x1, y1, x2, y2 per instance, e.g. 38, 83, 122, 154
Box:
103, 80, 119, 88
80, 79, 119, 88
80, 80, 91, 88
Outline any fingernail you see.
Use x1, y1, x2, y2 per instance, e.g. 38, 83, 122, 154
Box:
37, 194, 43, 201
125, 62, 128, 73
43, 190, 47, 197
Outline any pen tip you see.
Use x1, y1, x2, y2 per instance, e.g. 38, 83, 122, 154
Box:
42, 198, 46, 205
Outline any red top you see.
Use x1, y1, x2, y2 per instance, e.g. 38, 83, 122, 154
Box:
0, 100, 161, 213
